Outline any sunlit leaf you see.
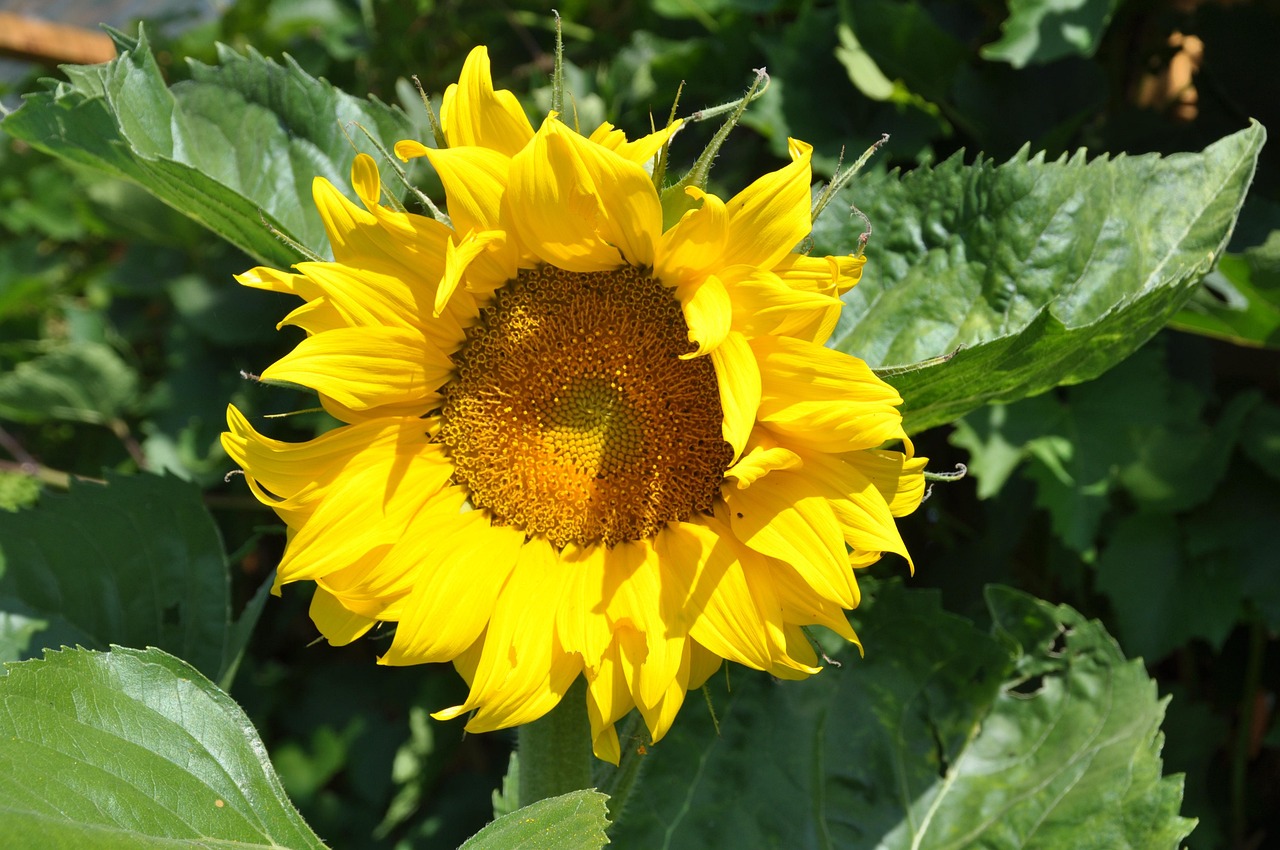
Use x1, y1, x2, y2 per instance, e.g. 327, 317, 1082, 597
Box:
2, 27, 418, 266
460, 790, 609, 850
0, 472, 40, 513
816, 122, 1265, 433
1168, 230, 1280, 349
982, 0, 1122, 67
0, 646, 327, 849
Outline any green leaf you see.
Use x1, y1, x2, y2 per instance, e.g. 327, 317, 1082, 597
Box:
1168, 230, 1280, 349
1094, 514, 1239, 660
1241, 400, 1280, 482
982, 0, 1121, 68
1, 27, 418, 266
1181, 462, 1280, 631
0, 472, 255, 683
840, 0, 969, 104
459, 790, 610, 850
951, 338, 1257, 554
610, 580, 1194, 849
816, 122, 1265, 434
0, 342, 139, 425
0, 646, 326, 849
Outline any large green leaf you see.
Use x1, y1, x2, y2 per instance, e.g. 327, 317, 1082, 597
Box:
0, 646, 326, 849
815, 122, 1265, 433
460, 790, 610, 850
0, 472, 261, 685
610, 581, 1194, 849
1, 27, 418, 266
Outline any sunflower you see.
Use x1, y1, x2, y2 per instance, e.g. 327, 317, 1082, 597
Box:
222, 46, 926, 764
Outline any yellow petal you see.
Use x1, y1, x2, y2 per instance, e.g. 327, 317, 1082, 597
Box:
752, 335, 905, 453
277, 298, 345, 336
398, 142, 509, 235
723, 469, 854, 608
584, 640, 633, 765
309, 586, 376, 646
317, 486, 470, 614
794, 448, 914, 570
589, 119, 683, 164
724, 433, 803, 489
507, 116, 661, 271
556, 543, 614, 674
276, 441, 453, 584
773, 252, 865, 295
602, 540, 688, 711
435, 538, 583, 731
767, 624, 823, 680
655, 187, 727, 286
310, 166, 483, 333
676, 274, 731, 357
686, 639, 723, 690
294, 261, 467, 351
379, 512, 526, 665
635, 639, 693, 744
656, 519, 773, 670
843, 448, 929, 517
720, 265, 842, 342
261, 326, 451, 414
236, 266, 319, 299
220, 406, 430, 528
313, 170, 448, 278
767, 559, 860, 644
438, 229, 507, 317
710, 331, 761, 462
439, 46, 535, 156
722, 138, 814, 269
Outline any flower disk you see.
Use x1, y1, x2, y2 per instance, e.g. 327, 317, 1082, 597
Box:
442, 265, 733, 548
223, 44, 929, 765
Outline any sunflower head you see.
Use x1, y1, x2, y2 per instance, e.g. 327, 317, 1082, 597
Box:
222, 45, 926, 764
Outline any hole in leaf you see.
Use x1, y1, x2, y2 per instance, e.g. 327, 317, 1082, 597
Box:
1009, 674, 1046, 697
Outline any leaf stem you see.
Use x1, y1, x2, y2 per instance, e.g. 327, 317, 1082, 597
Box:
517, 676, 593, 806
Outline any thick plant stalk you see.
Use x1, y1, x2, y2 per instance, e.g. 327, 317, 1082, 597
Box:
517, 677, 593, 805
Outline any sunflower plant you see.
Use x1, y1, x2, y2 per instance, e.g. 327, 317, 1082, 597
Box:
0, 16, 1265, 850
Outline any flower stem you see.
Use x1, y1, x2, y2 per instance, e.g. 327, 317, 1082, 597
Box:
517, 676, 593, 805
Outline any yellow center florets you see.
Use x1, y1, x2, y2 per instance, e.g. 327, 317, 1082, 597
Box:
441, 265, 733, 547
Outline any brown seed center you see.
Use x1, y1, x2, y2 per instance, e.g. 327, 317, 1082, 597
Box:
440, 265, 733, 547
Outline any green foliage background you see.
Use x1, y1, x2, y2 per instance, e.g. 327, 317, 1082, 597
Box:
0, 0, 1277, 847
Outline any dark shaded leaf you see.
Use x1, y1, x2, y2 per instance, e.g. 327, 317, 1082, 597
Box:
611, 581, 1194, 849
0, 472, 253, 682
0, 342, 139, 425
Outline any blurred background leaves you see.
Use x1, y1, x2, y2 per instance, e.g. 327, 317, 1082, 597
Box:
0, 0, 1276, 847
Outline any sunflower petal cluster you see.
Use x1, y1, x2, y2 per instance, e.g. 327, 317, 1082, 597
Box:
223, 46, 926, 763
